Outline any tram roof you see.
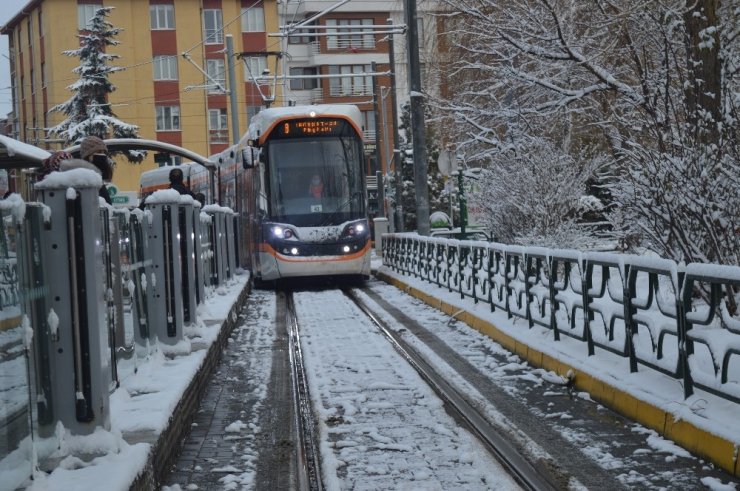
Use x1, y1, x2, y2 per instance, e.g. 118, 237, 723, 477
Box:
244, 104, 363, 145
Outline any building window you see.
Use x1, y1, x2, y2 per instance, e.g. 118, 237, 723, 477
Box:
362, 110, 376, 140
289, 67, 318, 90
209, 108, 229, 143
209, 108, 228, 130
156, 106, 180, 131
38, 9, 43, 37
78, 4, 102, 30
203, 9, 223, 44
30, 68, 35, 95
326, 19, 374, 50
241, 6, 264, 32
150, 4, 175, 30
288, 20, 316, 44
153, 55, 178, 81
244, 57, 267, 79
206, 59, 226, 93
328, 65, 372, 96
27, 19, 33, 47
41, 62, 47, 88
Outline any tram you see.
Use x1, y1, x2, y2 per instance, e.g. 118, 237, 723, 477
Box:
138, 104, 372, 285
238, 104, 371, 284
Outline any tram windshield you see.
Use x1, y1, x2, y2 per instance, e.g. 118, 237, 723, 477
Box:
267, 136, 365, 226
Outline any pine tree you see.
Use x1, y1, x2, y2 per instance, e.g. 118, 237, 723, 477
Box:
391, 102, 452, 231
48, 6, 145, 163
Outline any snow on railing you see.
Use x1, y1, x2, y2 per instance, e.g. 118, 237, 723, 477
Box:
382, 233, 740, 404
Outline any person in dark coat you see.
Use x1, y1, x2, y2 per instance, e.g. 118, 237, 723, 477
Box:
79, 136, 113, 205
168, 167, 196, 198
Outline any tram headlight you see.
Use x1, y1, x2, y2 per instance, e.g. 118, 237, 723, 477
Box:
342, 245, 351, 253
342, 220, 369, 238
270, 224, 297, 240
291, 247, 299, 255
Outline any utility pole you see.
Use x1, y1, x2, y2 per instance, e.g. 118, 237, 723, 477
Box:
225, 35, 240, 144
372, 62, 384, 216
404, 0, 430, 235
387, 19, 403, 232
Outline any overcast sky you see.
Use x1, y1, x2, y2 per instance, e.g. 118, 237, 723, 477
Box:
1, 0, 34, 118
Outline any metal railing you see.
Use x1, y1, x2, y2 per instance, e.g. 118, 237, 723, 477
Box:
1, 188, 238, 487
383, 233, 740, 404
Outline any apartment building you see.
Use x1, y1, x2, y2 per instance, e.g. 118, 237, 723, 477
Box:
1, 0, 278, 193
2, 0, 441, 196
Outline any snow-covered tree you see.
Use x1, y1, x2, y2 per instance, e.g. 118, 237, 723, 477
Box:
466, 136, 600, 248
48, 6, 145, 162
431, 0, 738, 264
388, 102, 453, 231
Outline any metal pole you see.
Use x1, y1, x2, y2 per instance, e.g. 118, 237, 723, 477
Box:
371, 62, 383, 178
404, 0, 430, 235
226, 35, 240, 145
388, 19, 403, 232
379, 87, 392, 223
458, 169, 467, 240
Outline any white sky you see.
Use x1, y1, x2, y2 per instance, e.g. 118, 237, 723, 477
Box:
1, 0, 33, 118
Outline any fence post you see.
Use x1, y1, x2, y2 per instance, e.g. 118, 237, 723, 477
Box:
178, 202, 197, 325
677, 271, 695, 398
146, 199, 185, 350
374, 217, 389, 257
624, 265, 638, 372
33, 179, 111, 436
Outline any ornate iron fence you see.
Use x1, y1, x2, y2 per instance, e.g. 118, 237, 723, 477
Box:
383, 233, 740, 404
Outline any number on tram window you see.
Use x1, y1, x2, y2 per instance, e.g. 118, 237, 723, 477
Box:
284, 122, 290, 134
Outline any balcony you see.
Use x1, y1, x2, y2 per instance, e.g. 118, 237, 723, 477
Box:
328, 84, 373, 97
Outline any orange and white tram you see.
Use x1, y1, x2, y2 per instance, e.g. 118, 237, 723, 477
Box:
138, 104, 372, 285
236, 104, 371, 284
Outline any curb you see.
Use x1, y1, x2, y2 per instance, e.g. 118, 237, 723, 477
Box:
375, 269, 740, 478
129, 279, 252, 490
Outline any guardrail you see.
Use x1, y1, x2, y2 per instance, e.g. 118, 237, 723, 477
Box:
383, 233, 740, 405
0, 181, 239, 489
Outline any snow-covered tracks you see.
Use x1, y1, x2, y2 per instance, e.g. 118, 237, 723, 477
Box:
290, 287, 524, 490
343, 288, 558, 491
284, 292, 323, 491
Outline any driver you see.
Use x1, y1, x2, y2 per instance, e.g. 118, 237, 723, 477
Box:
308, 174, 324, 198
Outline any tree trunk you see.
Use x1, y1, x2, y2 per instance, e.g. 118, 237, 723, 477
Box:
684, 0, 721, 145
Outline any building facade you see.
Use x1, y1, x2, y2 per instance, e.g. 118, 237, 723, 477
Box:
2, 0, 440, 197
1, 0, 279, 193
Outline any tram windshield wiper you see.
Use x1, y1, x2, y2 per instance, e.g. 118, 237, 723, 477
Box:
319, 191, 363, 227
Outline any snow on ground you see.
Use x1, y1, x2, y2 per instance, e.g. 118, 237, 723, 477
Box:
163, 290, 277, 491
293, 289, 521, 490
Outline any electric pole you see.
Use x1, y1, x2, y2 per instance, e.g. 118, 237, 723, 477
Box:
404, 0, 430, 235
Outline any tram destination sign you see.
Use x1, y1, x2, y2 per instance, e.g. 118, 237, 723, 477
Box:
271, 118, 354, 138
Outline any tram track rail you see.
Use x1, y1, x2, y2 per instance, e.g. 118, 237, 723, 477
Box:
343, 288, 559, 491
284, 291, 323, 491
